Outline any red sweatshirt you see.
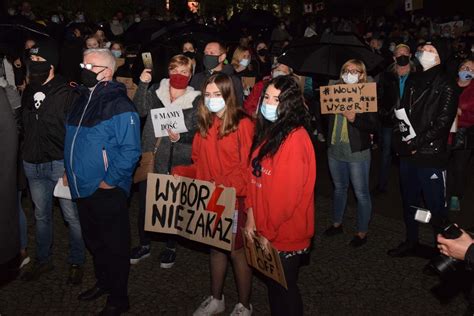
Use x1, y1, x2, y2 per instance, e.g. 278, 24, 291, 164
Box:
243, 78, 269, 116
246, 127, 316, 251
459, 81, 474, 128
173, 116, 254, 198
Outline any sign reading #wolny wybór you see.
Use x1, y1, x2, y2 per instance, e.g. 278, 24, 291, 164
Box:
145, 174, 236, 251
320, 82, 378, 115
150, 106, 188, 138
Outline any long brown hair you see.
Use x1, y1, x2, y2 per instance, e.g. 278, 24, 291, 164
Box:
198, 73, 244, 137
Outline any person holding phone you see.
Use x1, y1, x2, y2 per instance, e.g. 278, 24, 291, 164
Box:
131, 54, 201, 268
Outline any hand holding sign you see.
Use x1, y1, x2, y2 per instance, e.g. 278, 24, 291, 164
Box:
151, 106, 189, 138
320, 82, 377, 114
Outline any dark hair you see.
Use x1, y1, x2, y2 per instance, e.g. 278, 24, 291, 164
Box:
250, 75, 311, 164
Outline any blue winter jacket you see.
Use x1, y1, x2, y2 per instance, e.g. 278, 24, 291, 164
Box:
64, 81, 141, 199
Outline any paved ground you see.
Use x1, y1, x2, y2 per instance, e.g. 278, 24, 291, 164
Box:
0, 144, 473, 315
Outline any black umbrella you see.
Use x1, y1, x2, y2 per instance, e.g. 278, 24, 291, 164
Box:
278, 32, 385, 77
228, 9, 278, 32
0, 17, 50, 57
123, 20, 166, 45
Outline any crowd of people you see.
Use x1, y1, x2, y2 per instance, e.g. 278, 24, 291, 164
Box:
1, 1, 474, 315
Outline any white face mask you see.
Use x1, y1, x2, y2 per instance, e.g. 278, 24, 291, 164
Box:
205, 97, 226, 113
272, 70, 287, 78
342, 73, 359, 84
239, 58, 250, 67
418, 51, 438, 71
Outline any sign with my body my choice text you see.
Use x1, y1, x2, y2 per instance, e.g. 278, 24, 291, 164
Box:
320, 82, 377, 114
150, 106, 188, 138
145, 174, 236, 251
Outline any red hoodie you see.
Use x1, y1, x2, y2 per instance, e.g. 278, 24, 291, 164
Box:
246, 127, 316, 251
173, 116, 254, 198
458, 81, 474, 128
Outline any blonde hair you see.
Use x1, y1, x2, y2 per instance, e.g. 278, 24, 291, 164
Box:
340, 59, 368, 83
231, 46, 250, 68
168, 54, 193, 73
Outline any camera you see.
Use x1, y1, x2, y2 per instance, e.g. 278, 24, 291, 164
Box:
414, 207, 463, 275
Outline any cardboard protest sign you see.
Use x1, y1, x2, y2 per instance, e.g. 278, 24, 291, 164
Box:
115, 57, 125, 70
241, 77, 256, 90
405, 0, 423, 11
145, 174, 236, 251
320, 82, 377, 114
116, 77, 138, 100
150, 106, 189, 138
438, 21, 464, 38
243, 234, 287, 289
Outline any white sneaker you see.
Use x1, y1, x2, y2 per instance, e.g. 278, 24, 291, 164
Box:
193, 295, 225, 316
230, 303, 253, 316
19, 256, 30, 269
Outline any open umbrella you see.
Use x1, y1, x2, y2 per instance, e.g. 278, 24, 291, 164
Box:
0, 16, 50, 57
123, 20, 166, 45
228, 9, 278, 37
278, 32, 385, 77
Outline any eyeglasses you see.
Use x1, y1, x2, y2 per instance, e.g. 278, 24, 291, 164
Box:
251, 158, 262, 178
342, 69, 361, 75
80, 63, 108, 70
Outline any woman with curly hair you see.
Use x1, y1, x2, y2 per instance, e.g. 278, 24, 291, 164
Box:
245, 75, 316, 316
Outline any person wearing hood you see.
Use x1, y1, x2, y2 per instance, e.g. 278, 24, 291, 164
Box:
130, 55, 200, 269
388, 41, 458, 266
19, 40, 86, 284
64, 48, 140, 315
190, 41, 244, 106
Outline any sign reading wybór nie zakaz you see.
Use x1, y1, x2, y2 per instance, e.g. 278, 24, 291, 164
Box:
145, 174, 236, 251
320, 82, 378, 114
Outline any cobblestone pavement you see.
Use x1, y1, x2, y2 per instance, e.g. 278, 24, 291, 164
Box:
0, 190, 469, 316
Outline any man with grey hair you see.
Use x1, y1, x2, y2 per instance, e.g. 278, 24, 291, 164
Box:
64, 48, 141, 315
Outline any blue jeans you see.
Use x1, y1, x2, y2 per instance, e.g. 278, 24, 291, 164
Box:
377, 127, 393, 191
399, 160, 447, 244
23, 160, 85, 265
328, 156, 372, 233
18, 191, 27, 250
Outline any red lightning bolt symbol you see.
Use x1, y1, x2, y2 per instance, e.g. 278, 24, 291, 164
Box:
206, 186, 225, 234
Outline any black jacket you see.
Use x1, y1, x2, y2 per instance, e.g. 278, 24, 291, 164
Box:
189, 64, 244, 107
393, 65, 458, 168
21, 76, 78, 163
378, 67, 409, 128
328, 112, 379, 153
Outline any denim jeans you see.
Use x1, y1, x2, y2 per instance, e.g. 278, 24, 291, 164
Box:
18, 191, 27, 250
328, 156, 372, 232
377, 127, 393, 191
23, 160, 85, 265
399, 160, 447, 244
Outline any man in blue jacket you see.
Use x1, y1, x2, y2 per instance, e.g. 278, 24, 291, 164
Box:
64, 48, 140, 315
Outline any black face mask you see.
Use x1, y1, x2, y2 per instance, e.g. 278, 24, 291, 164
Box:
183, 51, 196, 59
28, 61, 51, 87
257, 48, 268, 57
203, 54, 220, 71
81, 68, 103, 88
396, 55, 410, 67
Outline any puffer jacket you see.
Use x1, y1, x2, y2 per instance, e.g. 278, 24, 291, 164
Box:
393, 65, 458, 167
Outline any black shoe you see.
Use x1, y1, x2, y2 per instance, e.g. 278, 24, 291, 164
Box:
349, 235, 367, 248
78, 285, 109, 301
159, 247, 176, 269
97, 303, 130, 316
323, 225, 343, 237
19, 261, 54, 281
387, 241, 419, 257
67, 264, 83, 285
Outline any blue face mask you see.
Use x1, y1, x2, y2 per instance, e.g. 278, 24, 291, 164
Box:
111, 50, 122, 58
239, 58, 250, 67
458, 70, 473, 81
205, 97, 226, 113
260, 103, 278, 122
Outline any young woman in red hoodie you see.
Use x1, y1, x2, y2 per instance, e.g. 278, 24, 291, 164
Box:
245, 75, 316, 316
173, 73, 254, 316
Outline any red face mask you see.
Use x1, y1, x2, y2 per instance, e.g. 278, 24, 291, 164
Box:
169, 73, 189, 89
